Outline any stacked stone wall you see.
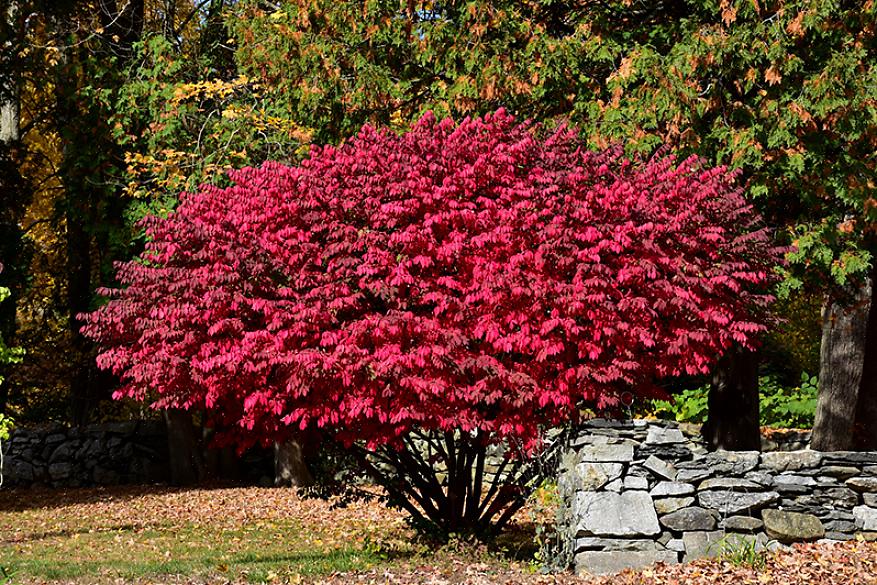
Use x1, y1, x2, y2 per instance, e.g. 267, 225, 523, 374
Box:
560, 419, 877, 576
2, 422, 169, 487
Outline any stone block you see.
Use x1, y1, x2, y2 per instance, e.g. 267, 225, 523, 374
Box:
699, 451, 759, 475
854, 505, 877, 531
655, 497, 695, 515
761, 451, 822, 472
825, 452, 877, 465
719, 516, 764, 533
575, 538, 660, 552
575, 550, 678, 576
643, 455, 677, 480
822, 520, 856, 532
660, 507, 717, 532
681, 530, 724, 560
762, 509, 824, 543
698, 477, 761, 491
775, 474, 818, 487
579, 443, 634, 463
574, 491, 660, 537
820, 466, 861, 480
650, 481, 695, 497
48, 462, 73, 480
623, 475, 649, 490
847, 477, 877, 492
676, 468, 712, 483
575, 462, 624, 491
605, 479, 623, 492
697, 490, 780, 515
645, 427, 686, 445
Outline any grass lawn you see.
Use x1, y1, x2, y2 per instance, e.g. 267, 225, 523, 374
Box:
0, 485, 544, 584
3, 485, 877, 584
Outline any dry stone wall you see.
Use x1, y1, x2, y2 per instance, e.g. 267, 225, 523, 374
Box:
559, 419, 877, 576
2, 422, 169, 487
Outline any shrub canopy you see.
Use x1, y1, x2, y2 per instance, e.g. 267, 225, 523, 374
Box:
82, 111, 781, 451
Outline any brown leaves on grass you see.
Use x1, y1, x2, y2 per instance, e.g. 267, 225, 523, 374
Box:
0, 485, 402, 545
3, 487, 877, 584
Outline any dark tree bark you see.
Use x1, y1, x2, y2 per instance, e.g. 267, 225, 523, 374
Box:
702, 345, 761, 451
813, 266, 877, 451
274, 439, 314, 488
0, 0, 28, 414
164, 409, 203, 485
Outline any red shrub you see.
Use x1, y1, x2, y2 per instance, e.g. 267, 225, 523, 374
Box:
82, 110, 781, 532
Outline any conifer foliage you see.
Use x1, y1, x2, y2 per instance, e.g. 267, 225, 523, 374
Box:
82, 110, 781, 533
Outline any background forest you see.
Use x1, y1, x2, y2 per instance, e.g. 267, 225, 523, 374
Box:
0, 0, 874, 457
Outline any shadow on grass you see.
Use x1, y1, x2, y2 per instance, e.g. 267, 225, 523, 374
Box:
0, 483, 251, 514
5, 546, 387, 581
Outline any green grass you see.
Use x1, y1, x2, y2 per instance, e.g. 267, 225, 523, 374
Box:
0, 522, 387, 582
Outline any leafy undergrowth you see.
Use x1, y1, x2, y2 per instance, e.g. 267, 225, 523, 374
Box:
1, 486, 876, 585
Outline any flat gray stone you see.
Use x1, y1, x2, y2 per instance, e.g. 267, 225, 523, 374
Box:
847, 477, 877, 492
575, 550, 678, 576
823, 519, 856, 532
575, 538, 660, 552
570, 434, 611, 447
575, 462, 625, 490
821, 466, 862, 480
795, 488, 858, 509
676, 468, 712, 483
623, 475, 649, 490
854, 506, 877, 531
744, 471, 776, 486
667, 538, 686, 552
865, 493, 877, 507
825, 452, 877, 465
700, 451, 760, 475
646, 427, 686, 444
775, 474, 818, 486
698, 477, 761, 491
655, 497, 695, 515
697, 490, 780, 515
574, 491, 660, 537
605, 478, 624, 492
579, 443, 635, 463
650, 481, 695, 497
719, 516, 763, 533
682, 530, 724, 560
643, 455, 677, 480
762, 509, 825, 543
761, 451, 822, 472
48, 462, 73, 480
660, 507, 717, 531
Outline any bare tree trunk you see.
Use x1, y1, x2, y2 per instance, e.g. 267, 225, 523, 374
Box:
702, 345, 761, 451
0, 0, 22, 414
813, 267, 876, 450
274, 439, 314, 488
0, 1, 18, 144
0, 94, 17, 143
164, 408, 202, 485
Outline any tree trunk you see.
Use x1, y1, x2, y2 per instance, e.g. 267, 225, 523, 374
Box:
813, 267, 876, 451
702, 345, 761, 451
0, 1, 18, 144
274, 439, 314, 488
0, 0, 22, 414
164, 409, 202, 485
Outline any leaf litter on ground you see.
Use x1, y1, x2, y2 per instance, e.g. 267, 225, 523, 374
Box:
1, 486, 876, 584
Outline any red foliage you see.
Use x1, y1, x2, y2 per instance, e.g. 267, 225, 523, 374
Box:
82, 110, 781, 451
